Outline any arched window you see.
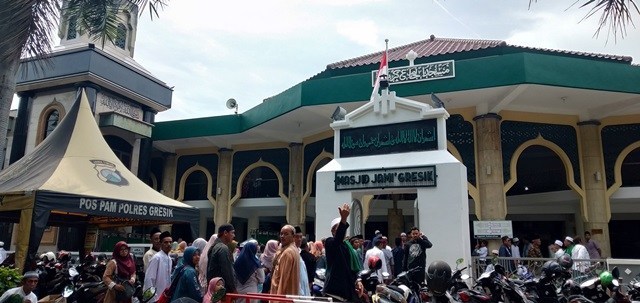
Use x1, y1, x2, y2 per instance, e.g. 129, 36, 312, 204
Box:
184, 171, 208, 200
241, 167, 279, 198
621, 147, 640, 187
44, 110, 59, 139
67, 16, 77, 40
507, 145, 569, 196
115, 24, 127, 49
311, 158, 331, 197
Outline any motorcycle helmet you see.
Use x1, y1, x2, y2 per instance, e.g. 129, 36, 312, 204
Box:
600, 271, 613, 287
426, 260, 452, 295
541, 261, 563, 278
40, 251, 56, 263
58, 250, 70, 263
398, 285, 411, 301
368, 256, 382, 270
557, 253, 573, 269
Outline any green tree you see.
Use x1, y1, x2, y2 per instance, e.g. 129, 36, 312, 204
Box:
0, 0, 166, 168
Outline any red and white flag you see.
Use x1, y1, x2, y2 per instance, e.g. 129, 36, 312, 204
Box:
370, 51, 388, 102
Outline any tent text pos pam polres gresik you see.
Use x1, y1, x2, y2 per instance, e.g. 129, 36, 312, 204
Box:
0, 89, 199, 271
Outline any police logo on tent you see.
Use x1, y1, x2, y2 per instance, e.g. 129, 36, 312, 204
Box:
90, 159, 129, 186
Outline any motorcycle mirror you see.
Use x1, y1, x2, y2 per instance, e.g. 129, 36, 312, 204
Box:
143, 287, 156, 303
456, 258, 464, 265
63, 285, 74, 298
69, 267, 79, 277
611, 267, 620, 279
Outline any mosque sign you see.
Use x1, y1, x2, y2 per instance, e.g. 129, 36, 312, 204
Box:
340, 119, 438, 158
334, 166, 436, 191
372, 60, 455, 86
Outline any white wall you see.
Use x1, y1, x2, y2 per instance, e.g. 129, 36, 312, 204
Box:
316, 149, 471, 268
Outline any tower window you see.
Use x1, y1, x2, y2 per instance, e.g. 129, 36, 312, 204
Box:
115, 24, 127, 49
44, 110, 59, 139
67, 16, 77, 40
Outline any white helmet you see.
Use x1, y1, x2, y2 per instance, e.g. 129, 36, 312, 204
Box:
40, 252, 56, 262
398, 285, 411, 301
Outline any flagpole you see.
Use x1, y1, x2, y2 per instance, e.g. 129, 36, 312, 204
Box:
370, 39, 390, 103
383, 39, 389, 93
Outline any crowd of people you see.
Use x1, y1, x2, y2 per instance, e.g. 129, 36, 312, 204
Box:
91, 203, 434, 303
0, 203, 436, 303
473, 230, 603, 275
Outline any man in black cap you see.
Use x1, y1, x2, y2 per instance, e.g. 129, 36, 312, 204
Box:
294, 226, 304, 249
207, 224, 237, 293
0, 271, 38, 303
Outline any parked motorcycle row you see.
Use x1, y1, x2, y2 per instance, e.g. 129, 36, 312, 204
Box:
343, 256, 640, 303
17, 251, 155, 303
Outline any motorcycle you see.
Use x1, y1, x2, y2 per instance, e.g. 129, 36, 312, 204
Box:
626, 273, 640, 301
475, 264, 530, 303
373, 267, 426, 303
575, 267, 629, 303
522, 260, 572, 303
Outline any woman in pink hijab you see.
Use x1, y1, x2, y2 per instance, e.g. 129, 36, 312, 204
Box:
259, 240, 279, 272
202, 277, 225, 303
259, 240, 279, 295
198, 234, 218, 292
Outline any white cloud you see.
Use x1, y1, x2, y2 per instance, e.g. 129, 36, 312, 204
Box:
16, 0, 640, 121
335, 19, 380, 49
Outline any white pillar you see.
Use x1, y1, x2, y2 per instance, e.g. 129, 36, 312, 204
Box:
248, 213, 260, 239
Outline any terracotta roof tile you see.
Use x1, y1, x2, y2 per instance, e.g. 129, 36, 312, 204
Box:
327, 36, 631, 69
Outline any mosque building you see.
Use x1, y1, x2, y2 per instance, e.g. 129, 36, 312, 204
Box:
3, 4, 640, 258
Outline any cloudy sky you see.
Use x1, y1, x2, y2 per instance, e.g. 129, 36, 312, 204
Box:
58, 1, 640, 121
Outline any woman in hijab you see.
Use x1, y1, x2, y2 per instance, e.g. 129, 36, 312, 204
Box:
171, 246, 203, 302
234, 242, 264, 303
313, 241, 326, 270
192, 238, 207, 252
103, 241, 136, 303
202, 277, 225, 303
198, 234, 217, 292
260, 240, 279, 272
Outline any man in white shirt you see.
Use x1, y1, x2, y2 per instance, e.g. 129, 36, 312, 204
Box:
565, 236, 590, 273
363, 236, 389, 283
0, 271, 39, 303
143, 227, 162, 271
144, 231, 173, 303
552, 240, 565, 258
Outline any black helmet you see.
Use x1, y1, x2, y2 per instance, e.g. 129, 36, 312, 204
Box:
541, 261, 564, 278
557, 253, 573, 269
426, 260, 452, 295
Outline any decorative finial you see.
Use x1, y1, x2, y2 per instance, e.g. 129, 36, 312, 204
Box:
406, 50, 418, 66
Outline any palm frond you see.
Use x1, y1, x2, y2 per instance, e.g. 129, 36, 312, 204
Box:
529, 0, 640, 41
580, 0, 639, 42
130, 0, 168, 20
65, 0, 121, 48
0, 0, 60, 65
